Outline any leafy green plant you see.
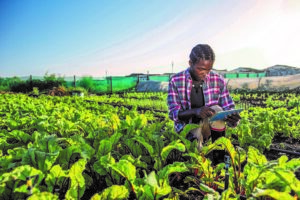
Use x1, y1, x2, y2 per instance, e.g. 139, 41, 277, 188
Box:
1, 92, 300, 199
0, 165, 44, 199
243, 146, 300, 199
32, 87, 39, 96
91, 185, 129, 200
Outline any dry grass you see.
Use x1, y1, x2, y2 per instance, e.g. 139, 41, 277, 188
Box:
226, 74, 300, 90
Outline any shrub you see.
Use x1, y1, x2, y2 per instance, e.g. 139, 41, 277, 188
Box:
10, 74, 66, 93
78, 76, 95, 92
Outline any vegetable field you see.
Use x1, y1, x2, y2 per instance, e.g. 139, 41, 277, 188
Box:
0, 92, 300, 200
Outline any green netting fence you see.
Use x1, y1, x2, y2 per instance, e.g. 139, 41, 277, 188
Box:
224, 72, 266, 79
148, 75, 171, 82
1, 72, 269, 93
110, 76, 138, 92
0, 75, 138, 93
66, 76, 138, 93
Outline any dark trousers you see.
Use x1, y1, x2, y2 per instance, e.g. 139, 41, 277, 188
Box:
185, 129, 227, 165
211, 129, 226, 165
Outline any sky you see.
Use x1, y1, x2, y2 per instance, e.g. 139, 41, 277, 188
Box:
1, 0, 300, 77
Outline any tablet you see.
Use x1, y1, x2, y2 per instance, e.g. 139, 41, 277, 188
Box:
209, 109, 243, 122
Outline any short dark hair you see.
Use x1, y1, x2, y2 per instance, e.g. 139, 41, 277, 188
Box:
189, 44, 215, 65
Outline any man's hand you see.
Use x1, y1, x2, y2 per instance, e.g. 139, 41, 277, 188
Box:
194, 106, 215, 119
225, 113, 241, 127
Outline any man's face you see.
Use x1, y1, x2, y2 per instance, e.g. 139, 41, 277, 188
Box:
189, 59, 213, 81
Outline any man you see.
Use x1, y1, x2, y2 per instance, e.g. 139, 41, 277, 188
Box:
167, 44, 240, 164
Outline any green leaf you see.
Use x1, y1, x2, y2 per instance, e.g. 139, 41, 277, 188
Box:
144, 171, 172, 199
91, 185, 129, 200
57, 140, 94, 169
33, 135, 61, 154
252, 188, 294, 200
247, 146, 267, 165
0, 182, 6, 196
221, 188, 238, 199
201, 138, 225, 156
124, 139, 143, 158
133, 136, 154, 155
285, 158, 300, 171
145, 171, 159, 188
183, 152, 205, 164
185, 186, 220, 199
199, 183, 217, 193
8, 130, 32, 144
6, 119, 19, 130
272, 170, 300, 196
110, 132, 123, 147
180, 124, 200, 138
161, 140, 185, 161
184, 152, 214, 176
21, 148, 59, 173
110, 160, 136, 182
45, 165, 68, 193
93, 154, 115, 176
234, 146, 247, 167
0, 147, 27, 173
243, 160, 279, 196
154, 157, 162, 171
65, 159, 87, 200
0, 165, 44, 196
27, 192, 59, 200
120, 154, 148, 169
97, 139, 112, 157
213, 163, 225, 175
158, 162, 189, 186
68, 135, 95, 160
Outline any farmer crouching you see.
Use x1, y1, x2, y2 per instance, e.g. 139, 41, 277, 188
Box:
167, 44, 240, 165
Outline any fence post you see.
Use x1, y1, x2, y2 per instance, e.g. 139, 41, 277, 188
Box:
73, 75, 76, 88
30, 75, 33, 91
110, 76, 113, 94
106, 76, 112, 94
258, 77, 262, 89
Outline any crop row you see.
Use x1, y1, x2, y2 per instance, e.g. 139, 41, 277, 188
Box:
0, 94, 299, 199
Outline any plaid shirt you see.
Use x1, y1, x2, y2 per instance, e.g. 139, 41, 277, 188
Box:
167, 68, 235, 132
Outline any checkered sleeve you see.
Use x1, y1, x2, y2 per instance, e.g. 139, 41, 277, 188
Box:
167, 79, 181, 122
167, 78, 186, 132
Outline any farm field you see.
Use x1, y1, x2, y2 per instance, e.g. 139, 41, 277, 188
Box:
0, 92, 300, 200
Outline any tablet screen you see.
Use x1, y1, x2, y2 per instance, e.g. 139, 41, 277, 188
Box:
209, 109, 243, 122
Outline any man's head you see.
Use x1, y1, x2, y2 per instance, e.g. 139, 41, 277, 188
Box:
189, 44, 215, 81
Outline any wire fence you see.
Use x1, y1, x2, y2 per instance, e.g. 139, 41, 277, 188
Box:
65, 76, 139, 93
224, 72, 266, 79
1, 72, 269, 93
